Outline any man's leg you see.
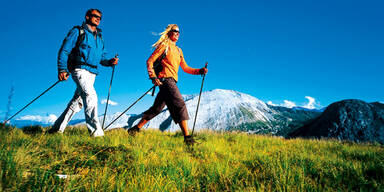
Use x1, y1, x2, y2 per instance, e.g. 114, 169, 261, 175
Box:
50, 78, 83, 133
73, 69, 103, 136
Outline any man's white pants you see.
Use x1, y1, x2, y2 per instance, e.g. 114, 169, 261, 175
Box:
52, 69, 103, 135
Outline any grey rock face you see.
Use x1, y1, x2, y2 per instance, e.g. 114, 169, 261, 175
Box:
290, 99, 384, 144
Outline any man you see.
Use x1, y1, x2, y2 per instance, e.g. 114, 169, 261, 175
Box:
48, 9, 118, 137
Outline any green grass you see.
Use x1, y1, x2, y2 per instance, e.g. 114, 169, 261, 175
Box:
0, 125, 383, 191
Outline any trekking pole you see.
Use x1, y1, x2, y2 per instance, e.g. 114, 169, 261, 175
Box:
192, 62, 208, 136
103, 86, 155, 130
4, 80, 62, 124
102, 54, 118, 129
151, 86, 156, 96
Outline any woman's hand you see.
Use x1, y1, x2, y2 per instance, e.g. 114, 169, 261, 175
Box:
199, 67, 208, 75
152, 78, 163, 86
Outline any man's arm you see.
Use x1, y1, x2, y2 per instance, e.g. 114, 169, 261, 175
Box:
100, 42, 111, 66
58, 28, 79, 73
100, 40, 119, 67
57, 28, 79, 80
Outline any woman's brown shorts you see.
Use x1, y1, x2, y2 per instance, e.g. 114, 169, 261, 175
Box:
143, 78, 189, 124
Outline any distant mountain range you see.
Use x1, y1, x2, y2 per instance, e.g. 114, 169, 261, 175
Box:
10, 89, 321, 136
9, 89, 384, 143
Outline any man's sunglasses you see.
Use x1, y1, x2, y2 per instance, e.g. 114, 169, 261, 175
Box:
90, 14, 102, 20
170, 29, 180, 34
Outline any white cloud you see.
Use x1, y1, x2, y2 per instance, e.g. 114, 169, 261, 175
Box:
302, 96, 316, 109
267, 101, 276, 106
301, 96, 321, 109
101, 99, 118, 106
266, 96, 321, 109
17, 114, 57, 123
282, 100, 297, 108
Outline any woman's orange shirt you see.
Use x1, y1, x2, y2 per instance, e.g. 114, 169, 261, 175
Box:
147, 43, 200, 81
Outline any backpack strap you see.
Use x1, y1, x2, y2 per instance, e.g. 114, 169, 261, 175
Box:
160, 48, 167, 61
154, 47, 167, 67
152, 48, 166, 76
67, 26, 86, 72
177, 47, 182, 59
73, 25, 85, 49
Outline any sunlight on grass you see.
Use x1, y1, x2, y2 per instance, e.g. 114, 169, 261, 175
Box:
0, 124, 383, 191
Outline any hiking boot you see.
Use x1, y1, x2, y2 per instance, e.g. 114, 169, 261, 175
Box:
47, 128, 57, 134
47, 128, 63, 134
92, 129, 105, 137
184, 135, 197, 146
127, 125, 140, 136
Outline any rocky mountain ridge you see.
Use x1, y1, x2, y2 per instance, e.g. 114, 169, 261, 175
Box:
290, 99, 384, 144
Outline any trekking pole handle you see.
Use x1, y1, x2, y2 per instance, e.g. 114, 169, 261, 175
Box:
112, 54, 119, 67
201, 62, 208, 76
64, 73, 70, 80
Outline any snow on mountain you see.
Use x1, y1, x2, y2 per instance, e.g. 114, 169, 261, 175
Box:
9, 89, 319, 134
98, 112, 131, 130
127, 89, 275, 132
69, 112, 132, 130
11, 114, 58, 127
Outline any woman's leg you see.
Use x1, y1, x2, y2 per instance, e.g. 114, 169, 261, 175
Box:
179, 120, 190, 136
136, 116, 149, 129
128, 87, 165, 134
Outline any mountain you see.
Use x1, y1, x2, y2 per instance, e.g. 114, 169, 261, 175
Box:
266, 105, 322, 136
127, 89, 275, 132
9, 94, 384, 143
289, 99, 384, 144
125, 89, 320, 135
9, 89, 320, 136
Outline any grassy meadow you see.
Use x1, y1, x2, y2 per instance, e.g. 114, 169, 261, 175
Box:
0, 124, 383, 191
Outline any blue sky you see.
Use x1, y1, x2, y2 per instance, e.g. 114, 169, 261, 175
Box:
0, 0, 383, 121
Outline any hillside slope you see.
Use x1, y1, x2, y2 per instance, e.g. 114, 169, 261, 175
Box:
0, 125, 383, 191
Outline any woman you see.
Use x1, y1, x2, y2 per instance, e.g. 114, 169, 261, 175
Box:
128, 24, 208, 145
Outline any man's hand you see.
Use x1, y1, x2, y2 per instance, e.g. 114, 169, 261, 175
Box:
199, 67, 208, 75
151, 78, 163, 86
58, 72, 69, 81
109, 57, 119, 66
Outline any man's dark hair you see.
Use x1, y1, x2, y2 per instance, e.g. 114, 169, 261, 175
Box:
85, 9, 102, 18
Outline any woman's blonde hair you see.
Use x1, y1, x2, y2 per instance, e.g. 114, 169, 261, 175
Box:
152, 24, 179, 52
